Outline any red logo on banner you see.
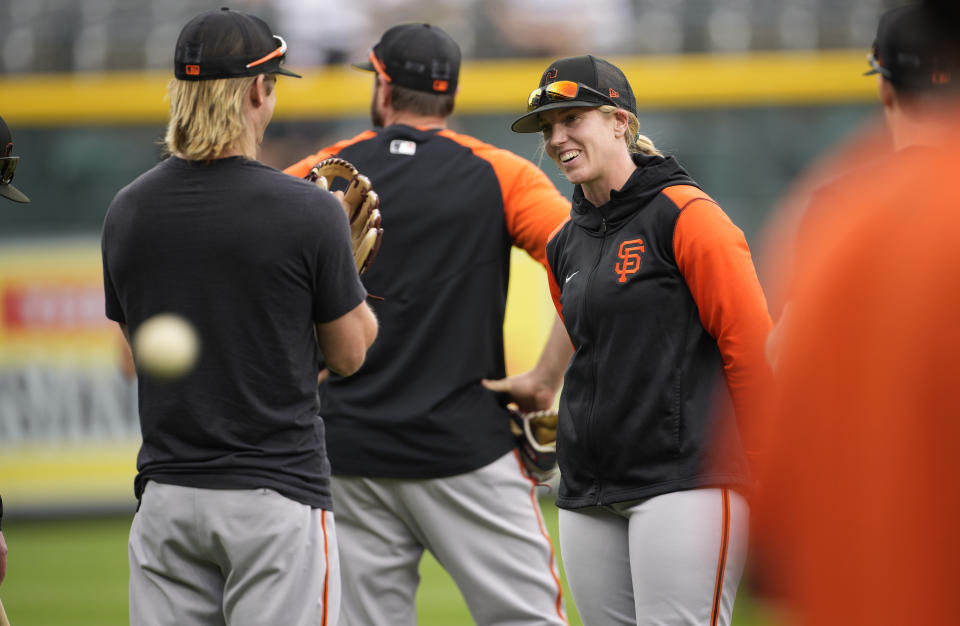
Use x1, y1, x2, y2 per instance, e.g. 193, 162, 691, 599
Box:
3, 284, 109, 330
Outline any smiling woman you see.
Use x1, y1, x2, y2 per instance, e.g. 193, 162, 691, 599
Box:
497, 54, 775, 626
533, 105, 647, 205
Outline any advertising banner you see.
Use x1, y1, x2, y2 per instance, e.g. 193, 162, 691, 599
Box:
0, 239, 554, 514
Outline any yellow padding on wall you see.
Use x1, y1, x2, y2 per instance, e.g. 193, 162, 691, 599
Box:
1, 50, 876, 126
0, 439, 139, 508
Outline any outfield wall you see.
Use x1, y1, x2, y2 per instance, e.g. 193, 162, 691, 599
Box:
0, 239, 139, 512
0, 238, 552, 514
1, 50, 876, 125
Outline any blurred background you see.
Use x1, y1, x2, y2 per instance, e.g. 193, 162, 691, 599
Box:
0, 0, 901, 623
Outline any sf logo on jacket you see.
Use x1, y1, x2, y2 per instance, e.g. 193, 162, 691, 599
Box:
615, 238, 645, 283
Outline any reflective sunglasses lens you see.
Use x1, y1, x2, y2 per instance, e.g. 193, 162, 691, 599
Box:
0, 157, 17, 185
546, 81, 580, 100
527, 87, 545, 111
527, 81, 582, 111
867, 54, 890, 78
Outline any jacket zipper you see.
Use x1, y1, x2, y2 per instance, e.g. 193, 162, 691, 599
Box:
582, 216, 607, 504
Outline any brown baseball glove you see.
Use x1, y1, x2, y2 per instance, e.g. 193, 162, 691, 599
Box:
307, 157, 383, 274
509, 407, 558, 483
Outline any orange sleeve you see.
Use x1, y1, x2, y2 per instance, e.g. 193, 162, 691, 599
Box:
499, 156, 571, 267
666, 186, 773, 452
438, 130, 570, 268
282, 130, 378, 178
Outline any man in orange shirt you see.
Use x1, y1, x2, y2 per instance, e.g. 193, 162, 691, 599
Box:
753, 3, 960, 623
765, 2, 960, 368
286, 24, 571, 626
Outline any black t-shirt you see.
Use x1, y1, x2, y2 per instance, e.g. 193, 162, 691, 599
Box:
101, 156, 366, 509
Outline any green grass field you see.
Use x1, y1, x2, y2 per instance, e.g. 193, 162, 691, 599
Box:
0, 500, 778, 625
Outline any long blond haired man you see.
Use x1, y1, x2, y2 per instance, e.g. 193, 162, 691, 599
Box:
101, 9, 377, 625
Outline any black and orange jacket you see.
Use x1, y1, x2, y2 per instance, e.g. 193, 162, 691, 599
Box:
546, 153, 772, 509
286, 125, 570, 478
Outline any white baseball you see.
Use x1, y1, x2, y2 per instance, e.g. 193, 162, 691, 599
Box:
132, 313, 200, 379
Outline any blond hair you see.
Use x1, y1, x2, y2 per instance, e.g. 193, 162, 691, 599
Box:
163, 76, 259, 160
598, 105, 662, 157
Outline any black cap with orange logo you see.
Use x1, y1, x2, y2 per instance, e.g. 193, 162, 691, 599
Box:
174, 7, 301, 81
352, 23, 460, 95
512, 55, 638, 133
865, 4, 958, 93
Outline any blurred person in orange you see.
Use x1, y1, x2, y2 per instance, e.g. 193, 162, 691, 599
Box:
752, 2, 960, 624
765, 1, 960, 367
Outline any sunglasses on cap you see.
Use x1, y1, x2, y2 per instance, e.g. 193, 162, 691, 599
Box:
527, 80, 618, 112
367, 50, 391, 83
0, 156, 17, 186
246, 35, 288, 70
865, 52, 892, 79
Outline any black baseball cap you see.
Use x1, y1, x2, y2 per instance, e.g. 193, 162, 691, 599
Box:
174, 7, 301, 81
352, 23, 460, 95
0, 115, 30, 204
865, 4, 957, 92
512, 55, 638, 133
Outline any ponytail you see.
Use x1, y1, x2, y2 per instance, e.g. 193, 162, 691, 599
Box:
598, 105, 663, 157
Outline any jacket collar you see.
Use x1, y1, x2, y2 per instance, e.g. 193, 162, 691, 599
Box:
570, 152, 695, 232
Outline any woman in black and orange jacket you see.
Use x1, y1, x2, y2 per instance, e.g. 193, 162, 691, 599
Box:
488, 55, 773, 626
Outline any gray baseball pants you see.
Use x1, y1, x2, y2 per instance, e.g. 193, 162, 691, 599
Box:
558, 487, 748, 626
129, 481, 340, 626
330, 450, 568, 625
